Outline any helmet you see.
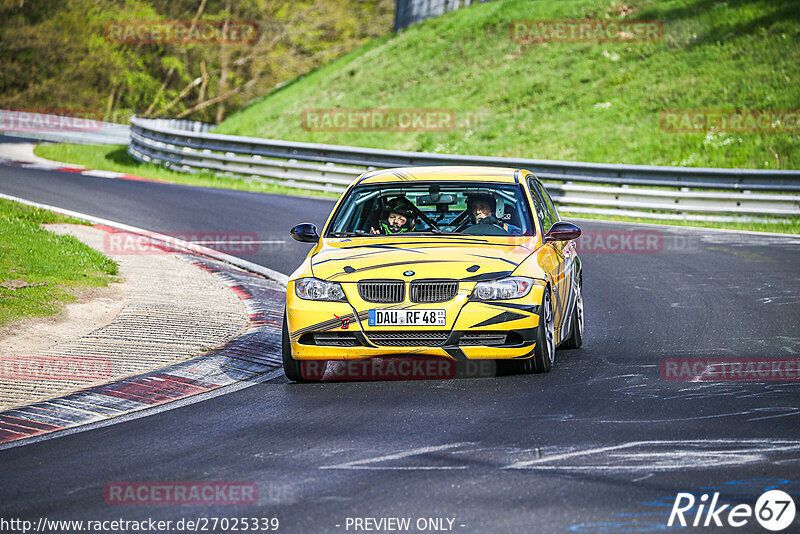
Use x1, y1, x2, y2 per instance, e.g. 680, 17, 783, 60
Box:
381, 197, 416, 233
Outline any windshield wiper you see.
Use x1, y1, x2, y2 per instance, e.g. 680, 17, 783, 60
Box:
328, 231, 358, 237
409, 229, 448, 235
328, 230, 372, 237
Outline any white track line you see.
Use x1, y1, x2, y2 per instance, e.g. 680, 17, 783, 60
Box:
320, 442, 473, 470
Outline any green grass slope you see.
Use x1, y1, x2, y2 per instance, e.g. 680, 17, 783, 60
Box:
216, 0, 800, 169
0, 199, 118, 326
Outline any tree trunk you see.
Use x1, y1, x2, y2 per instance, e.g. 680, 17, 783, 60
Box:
215, 2, 232, 124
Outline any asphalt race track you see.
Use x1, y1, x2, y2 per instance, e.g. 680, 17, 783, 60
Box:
1, 161, 799, 533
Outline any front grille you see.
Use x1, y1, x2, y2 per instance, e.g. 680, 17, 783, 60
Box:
359, 280, 404, 303
410, 280, 458, 303
366, 331, 449, 347
458, 332, 508, 346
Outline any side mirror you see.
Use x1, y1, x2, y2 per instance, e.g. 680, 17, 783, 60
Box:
545, 221, 581, 243
290, 223, 320, 243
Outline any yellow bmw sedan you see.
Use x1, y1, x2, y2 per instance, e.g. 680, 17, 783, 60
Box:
283, 166, 583, 381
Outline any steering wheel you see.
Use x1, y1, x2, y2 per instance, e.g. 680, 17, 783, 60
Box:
461, 216, 509, 236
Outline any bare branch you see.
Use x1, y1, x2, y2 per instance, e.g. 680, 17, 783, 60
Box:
143, 67, 175, 117
176, 77, 258, 118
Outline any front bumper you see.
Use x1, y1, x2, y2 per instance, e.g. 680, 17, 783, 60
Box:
286, 280, 543, 360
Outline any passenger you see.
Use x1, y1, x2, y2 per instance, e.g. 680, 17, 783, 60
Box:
468, 195, 521, 235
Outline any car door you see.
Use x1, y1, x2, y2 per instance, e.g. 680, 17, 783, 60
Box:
529, 178, 572, 342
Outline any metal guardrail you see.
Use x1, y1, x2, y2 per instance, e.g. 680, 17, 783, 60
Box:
395, 0, 494, 32
129, 116, 800, 221
0, 109, 130, 145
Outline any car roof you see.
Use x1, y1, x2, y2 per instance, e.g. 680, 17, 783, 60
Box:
357, 166, 527, 185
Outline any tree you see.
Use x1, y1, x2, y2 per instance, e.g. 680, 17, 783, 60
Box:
0, 0, 393, 123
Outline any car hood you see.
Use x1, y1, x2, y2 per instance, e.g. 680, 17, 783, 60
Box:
311, 236, 538, 282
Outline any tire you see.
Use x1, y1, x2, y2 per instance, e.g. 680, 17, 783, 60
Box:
516, 287, 555, 374
282, 310, 315, 382
562, 275, 584, 350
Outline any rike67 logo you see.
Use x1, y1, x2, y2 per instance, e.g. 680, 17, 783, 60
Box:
669, 490, 796, 531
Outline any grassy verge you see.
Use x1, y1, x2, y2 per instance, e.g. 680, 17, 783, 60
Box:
0, 199, 118, 327
216, 0, 800, 170
33, 143, 339, 199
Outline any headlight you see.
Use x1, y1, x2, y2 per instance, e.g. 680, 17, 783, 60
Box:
295, 278, 347, 302
470, 277, 535, 301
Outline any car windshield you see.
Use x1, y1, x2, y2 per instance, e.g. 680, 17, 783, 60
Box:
325, 181, 534, 237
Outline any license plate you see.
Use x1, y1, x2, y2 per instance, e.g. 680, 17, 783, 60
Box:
368, 309, 446, 326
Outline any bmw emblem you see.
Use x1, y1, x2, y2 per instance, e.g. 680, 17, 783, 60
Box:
403, 270, 415, 277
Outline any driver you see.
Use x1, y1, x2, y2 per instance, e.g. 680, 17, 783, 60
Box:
467, 194, 521, 235
371, 197, 417, 234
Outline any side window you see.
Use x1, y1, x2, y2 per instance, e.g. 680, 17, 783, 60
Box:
535, 180, 560, 224
527, 177, 553, 233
